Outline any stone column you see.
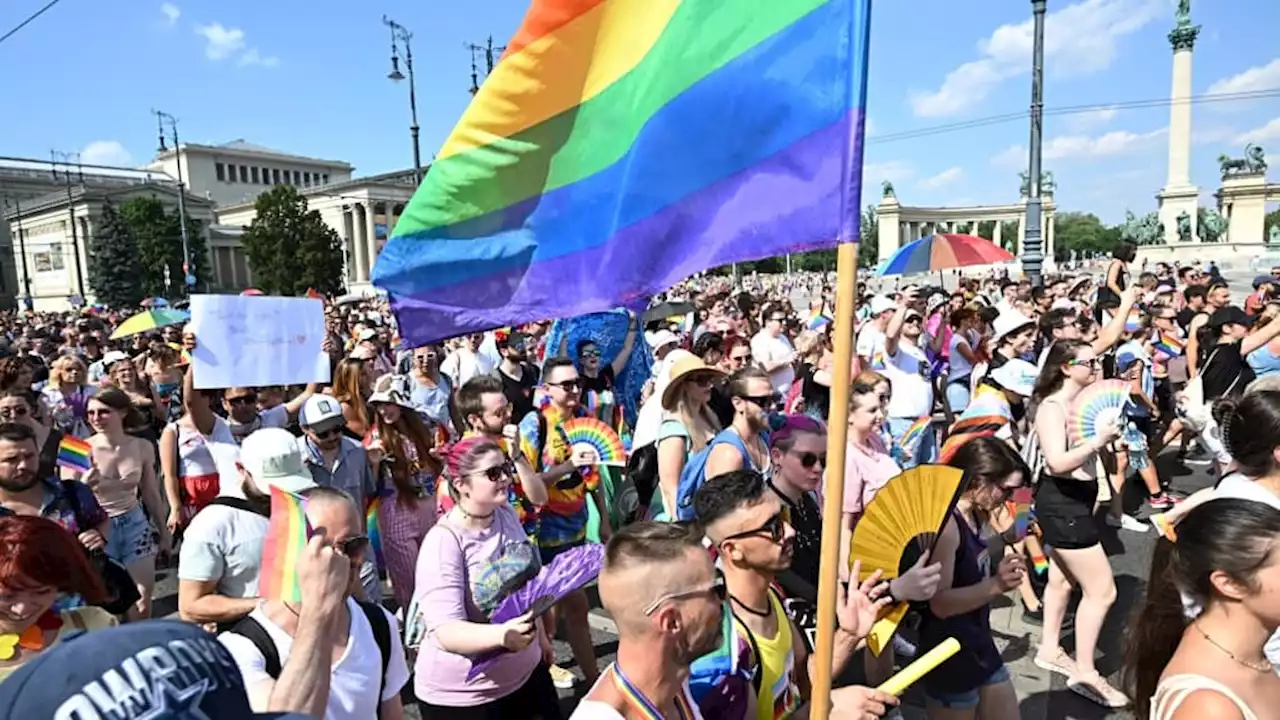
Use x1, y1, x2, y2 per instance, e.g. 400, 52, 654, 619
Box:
365, 202, 379, 278
993, 221, 1003, 248
876, 199, 901, 264
1157, 15, 1201, 244
77, 215, 91, 299
353, 204, 369, 282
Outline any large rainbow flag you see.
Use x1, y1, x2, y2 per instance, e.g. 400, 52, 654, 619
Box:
373, 0, 874, 344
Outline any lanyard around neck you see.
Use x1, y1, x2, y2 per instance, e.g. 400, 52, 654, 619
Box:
610, 663, 692, 720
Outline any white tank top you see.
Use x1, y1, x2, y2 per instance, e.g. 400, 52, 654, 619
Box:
1152, 674, 1257, 719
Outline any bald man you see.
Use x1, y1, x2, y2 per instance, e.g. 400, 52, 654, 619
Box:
572, 522, 723, 719
220, 488, 411, 720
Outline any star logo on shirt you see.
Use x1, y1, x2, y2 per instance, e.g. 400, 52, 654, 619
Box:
135, 675, 213, 720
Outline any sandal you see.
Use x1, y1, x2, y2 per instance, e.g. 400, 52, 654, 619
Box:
1033, 648, 1076, 677
1068, 672, 1130, 708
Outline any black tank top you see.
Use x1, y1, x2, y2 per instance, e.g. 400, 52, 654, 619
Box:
917, 509, 1004, 693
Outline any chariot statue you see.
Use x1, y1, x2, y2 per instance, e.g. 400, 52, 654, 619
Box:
1219, 144, 1267, 178
1120, 210, 1165, 246
881, 180, 895, 199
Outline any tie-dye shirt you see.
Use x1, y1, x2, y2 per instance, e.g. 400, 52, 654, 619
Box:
518, 405, 597, 549
690, 591, 802, 720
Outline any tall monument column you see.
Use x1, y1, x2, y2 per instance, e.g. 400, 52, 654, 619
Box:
1156, 0, 1201, 244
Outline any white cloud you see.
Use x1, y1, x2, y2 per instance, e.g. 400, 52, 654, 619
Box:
1236, 117, 1280, 145
919, 167, 964, 189
910, 0, 1162, 117
865, 117, 877, 137
195, 22, 245, 60
238, 48, 278, 68
1064, 106, 1117, 132
80, 141, 133, 167
1208, 59, 1280, 96
160, 3, 180, 26
991, 127, 1165, 167
862, 160, 914, 184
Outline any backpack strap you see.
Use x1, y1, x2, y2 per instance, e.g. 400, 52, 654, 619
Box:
208, 496, 269, 518
225, 615, 283, 680
356, 600, 392, 719
535, 411, 548, 471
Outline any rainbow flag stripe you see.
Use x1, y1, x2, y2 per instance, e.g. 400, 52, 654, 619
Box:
56, 436, 93, 473
366, 495, 385, 572
372, 0, 874, 344
260, 487, 311, 603
1153, 330, 1184, 358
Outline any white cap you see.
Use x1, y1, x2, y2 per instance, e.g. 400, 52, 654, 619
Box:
992, 310, 1034, 343
101, 350, 130, 368
239, 427, 317, 494
357, 328, 378, 341
990, 358, 1039, 397
868, 295, 896, 316
645, 329, 679, 350
368, 373, 415, 409
300, 394, 345, 430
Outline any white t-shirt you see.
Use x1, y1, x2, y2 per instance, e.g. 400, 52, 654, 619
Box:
441, 348, 494, 388
750, 331, 795, 396
177, 495, 268, 598
220, 598, 411, 719
571, 672, 705, 719
883, 340, 933, 419
1180, 473, 1280, 669
855, 324, 885, 363
259, 404, 289, 428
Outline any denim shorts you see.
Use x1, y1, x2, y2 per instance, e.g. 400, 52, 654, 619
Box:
924, 664, 1011, 710
105, 505, 157, 566
1122, 420, 1151, 471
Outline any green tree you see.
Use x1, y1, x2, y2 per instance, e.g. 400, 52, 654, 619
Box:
858, 205, 879, 269
118, 195, 209, 298
88, 201, 143, 308
241, 185, 345, 296
1052, 211, 1120, 261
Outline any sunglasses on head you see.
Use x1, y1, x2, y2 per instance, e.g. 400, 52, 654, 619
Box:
642, 575, 727, 616
722, 511, 787, 544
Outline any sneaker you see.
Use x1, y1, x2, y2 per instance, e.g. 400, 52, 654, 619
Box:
1149, 493, 1175, 511
1120, 514, 1150, 533
892, 634, 917, 660
548, 664, 577, 689
1068, 672, 1130, 708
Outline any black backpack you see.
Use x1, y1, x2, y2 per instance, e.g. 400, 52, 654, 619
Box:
225, 601, 393, 717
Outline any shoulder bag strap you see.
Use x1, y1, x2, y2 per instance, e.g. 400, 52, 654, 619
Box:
356, 601, 391, 720
226, 616, 282, 679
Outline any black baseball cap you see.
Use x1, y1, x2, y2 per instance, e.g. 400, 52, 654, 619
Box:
1209, 306, 1253, 329
0, 620, 309, 720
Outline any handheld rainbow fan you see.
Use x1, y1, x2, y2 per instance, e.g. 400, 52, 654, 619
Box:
560, 417, 627, 466
1067, 379, 1131, 444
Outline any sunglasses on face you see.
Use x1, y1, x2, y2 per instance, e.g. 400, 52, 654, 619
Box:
548, 379, 581, 392
722, 511, 787, 544
729, 354, 751, 364
311, 425, 344, 440
476, 461, 516, 483
642, 575, 727, 616
904, 316, 922, 325
794, 451, 826, 469
334, 535, 370, 558
738, 394, 775, 410
227, 395, 257, 407
1068, 358, 1101, 370
580, 349, 601, 359
0, 407, 29, 418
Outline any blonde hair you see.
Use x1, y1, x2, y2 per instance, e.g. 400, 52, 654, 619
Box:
331, 357, 369, 431
793, 330, 823, 362
47, 356, 86, 390
671, 383, 722, 452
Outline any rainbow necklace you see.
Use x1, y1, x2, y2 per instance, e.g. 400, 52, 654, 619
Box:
611, 662, 693, 720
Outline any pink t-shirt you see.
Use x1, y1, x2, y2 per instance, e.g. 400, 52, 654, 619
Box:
413, 505, 541, 706
841, 433, 902, 517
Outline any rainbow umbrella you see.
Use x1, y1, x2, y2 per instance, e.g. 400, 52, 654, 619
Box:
876, 233, 1014, 277
108, 308, 190, 340
241, 288, 265, 296
140, 297, 169, 308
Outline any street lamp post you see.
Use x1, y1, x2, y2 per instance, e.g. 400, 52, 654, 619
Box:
383, 16, 422, 184
50, 150, 87, 301
467, 36, 505, 95
1022, 0, 1048, 288
153, 109, 195, 292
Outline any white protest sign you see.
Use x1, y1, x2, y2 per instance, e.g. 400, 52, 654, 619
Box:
189, 294, 331, 390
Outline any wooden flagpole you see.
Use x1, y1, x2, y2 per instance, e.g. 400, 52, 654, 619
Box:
808, 239, 858, 719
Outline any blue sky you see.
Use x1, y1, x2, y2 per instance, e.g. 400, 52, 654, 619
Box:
1, 0, 1277, 224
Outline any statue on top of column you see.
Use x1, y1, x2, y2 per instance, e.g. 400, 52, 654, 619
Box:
881, 181, 896, 199
1175, 0, 1191, 27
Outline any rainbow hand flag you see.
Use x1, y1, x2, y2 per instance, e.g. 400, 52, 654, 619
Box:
1031, 547, 1049, 575
371, 0, 874, 345
1153, 331, 1184, 358
260, 487, 312, 603
1011, 487, 1034, 541
56, 436, 93, 473
894, 416, 931, 460
366, 495, 386, 573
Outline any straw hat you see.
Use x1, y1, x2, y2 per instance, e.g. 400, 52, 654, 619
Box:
661, 356, 726, 411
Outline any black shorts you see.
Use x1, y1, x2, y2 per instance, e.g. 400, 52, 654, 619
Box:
1036, 512, 1101, 550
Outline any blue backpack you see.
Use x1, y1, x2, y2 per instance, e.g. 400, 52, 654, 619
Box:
674, 428, 752, 521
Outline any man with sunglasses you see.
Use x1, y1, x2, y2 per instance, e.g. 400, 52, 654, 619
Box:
880, 290, 937, 469
750, 304, 797, 398
296, 394, 381, 603
495, 330, 540, 422
689, 470, 899, 720
518, 356, 606, 689
223, 382, 318, 445
220, 487, 410, 720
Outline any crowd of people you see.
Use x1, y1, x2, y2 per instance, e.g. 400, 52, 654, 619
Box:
0, 247, 1278, 719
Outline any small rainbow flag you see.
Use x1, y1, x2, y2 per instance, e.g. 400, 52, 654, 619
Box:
260, 487, 311, 603
366, 495, 385, 573
807, 312, 832, 330
1030, 548, 1049, 575
1153, 331, 1184, 358
1123, 309, 1144, 333
1012, 487, 1034, 541
56, 436, 93, 473
895, 417, 932, 461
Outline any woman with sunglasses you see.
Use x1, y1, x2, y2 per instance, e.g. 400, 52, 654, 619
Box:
1030, 340, 1127, 707
409, 344, 455, 435
329, 357, 373, 441
918, 436, 1030, 720
41, 355, 95, 439
0, 389, 63, 480
413, 436, 560, 719
766, 415, 827, 636
654, 356, 725, 520
83, 388, 169, 620
160, 367, 238, 535
105, 356, 163, 442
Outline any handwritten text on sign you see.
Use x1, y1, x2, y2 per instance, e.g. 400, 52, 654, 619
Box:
189, 295, 331, 390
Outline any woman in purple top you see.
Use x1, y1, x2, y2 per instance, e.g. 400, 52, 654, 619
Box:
413, 436, 561, 719
918, 436, 1030, 720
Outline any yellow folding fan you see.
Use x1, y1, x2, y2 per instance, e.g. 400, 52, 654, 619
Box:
849, 464, 970, 655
